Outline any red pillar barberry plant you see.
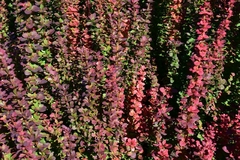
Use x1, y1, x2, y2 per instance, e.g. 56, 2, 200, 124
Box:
194, 123, 217, 159
206, 0, 236, 115
66, 1, 80, 56
232, 109, 240, 158
214, 109, 240, 159
175, 1, 213, 157
191, 1, 236, 159
125, 65, 146, 159
151, 86, 173, 160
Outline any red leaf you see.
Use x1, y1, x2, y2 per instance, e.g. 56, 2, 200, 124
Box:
222, 146, 229, 153
68, 6, 78, 12
160, 87, 166, 95
179, 139, 186, 147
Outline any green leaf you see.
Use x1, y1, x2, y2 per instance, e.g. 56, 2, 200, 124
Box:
33, 114, 40, 121
187, 38, 195, 44
30, 109, 35, 114
59, 18, 63, 23
40, 4, 44, 10
27, 93, 37, 99
198, 120, 203, 130
197, 133, 204, 141
33, 100, 40, 110
40, 138, 46, 143
38, 125, 44, 130
102, 93, 106, 98
43, 39, 49, 46
4, 153, 13, 160
8, 3, 13, 7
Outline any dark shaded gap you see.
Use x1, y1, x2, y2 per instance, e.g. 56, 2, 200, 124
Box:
168, 0, 199, 119
5, 0, 26, 88
148, 0, 169, 87
216, 1, 240, 117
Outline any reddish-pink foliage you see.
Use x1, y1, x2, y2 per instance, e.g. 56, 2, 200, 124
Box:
126, 138, 138, 148
175, 1, 214, 156
1, 0, 240, 159
128, 65, 146, 132
194, 123, 216, 159
66, 3, 80, 55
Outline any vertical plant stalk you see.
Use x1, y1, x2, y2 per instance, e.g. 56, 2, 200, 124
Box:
66, 0, 80, 56
14, 0, 58, 158
78, 50, 106, 159
125, 66, 146, 159
101, 65, 126, 158
0, 2, 10, 158
0, 48, 37, 159
194, 123, 216, 159
175, 1, 213, 157
206, 0, 236, 115
165, 0, 183, 84
232, 109, 240, 158
151, 86, 173, 160
0, 0, 8, 45
192, 2, 236, 159
98, 0, 131, 158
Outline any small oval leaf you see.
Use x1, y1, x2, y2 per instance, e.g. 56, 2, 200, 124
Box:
24, 9, 32, 15
25, 46, 32, 53
222, 146, 229, 153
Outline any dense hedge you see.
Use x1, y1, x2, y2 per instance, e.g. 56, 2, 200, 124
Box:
0, 0, 240, 159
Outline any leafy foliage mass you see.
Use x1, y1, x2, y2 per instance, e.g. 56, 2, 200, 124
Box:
1, 0, 240, 159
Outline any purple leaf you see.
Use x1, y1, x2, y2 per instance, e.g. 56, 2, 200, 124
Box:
24, 110, 31, 117
30, 86, 38, 92
16, 91, 24, 98
38, 105, 47, 112
25, 46, 32, 53
45, 21, 51, 27
33, 44, 43, 51
31, 31, 41, 39
31, 66, 43, 73
32, 5, 40, 12
14, 120, 22, 129
30, 54, 39, 62
89, 13, 96, 20
37, 92, 45, 100
0, 134, 6, 141
18, 37, 27, 42
41, 79, 48, 84
22, 33, 29, 38
47, 29, 55, 35
131, 0, 138, 3
23, 140, 31, 147
19, 154, 25, 158
37, 143, 44, 150
0, 70, 7, 76
24, 9, 32, 15
26, 21, 33, 29
24, 70, 32, 76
